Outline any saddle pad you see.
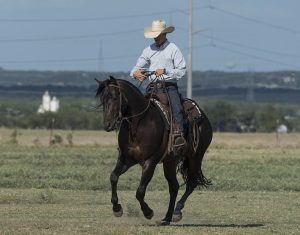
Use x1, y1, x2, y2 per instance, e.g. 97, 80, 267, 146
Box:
150, 97, 203, 131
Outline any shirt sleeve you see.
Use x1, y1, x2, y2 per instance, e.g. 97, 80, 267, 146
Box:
165, 45, 186, 81
130, 48, 150, 78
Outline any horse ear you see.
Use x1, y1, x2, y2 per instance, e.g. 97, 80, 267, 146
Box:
109, 76, 117, 84
94, 78, 102, 84
95, 78, 107, 97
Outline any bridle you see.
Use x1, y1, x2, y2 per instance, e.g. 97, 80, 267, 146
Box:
97, 74, 164, 130
103, 83, 153, 129
105, 83, 126, 127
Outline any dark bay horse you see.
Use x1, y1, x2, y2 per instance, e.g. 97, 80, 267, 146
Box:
95, 76, 212, 225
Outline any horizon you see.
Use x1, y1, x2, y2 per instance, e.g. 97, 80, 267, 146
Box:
1, 67, 299, 74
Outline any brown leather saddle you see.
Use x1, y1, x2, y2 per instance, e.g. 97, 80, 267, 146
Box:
145, 92, 204, 156
145, 92, 203, 131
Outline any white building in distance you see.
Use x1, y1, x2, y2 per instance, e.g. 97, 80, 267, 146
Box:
277, 124, 288, 134
37, 91, 60, 113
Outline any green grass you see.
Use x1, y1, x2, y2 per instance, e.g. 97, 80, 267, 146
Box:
0, 145, 299, 191
0, 132, 300, 234
0, 189, 299, 235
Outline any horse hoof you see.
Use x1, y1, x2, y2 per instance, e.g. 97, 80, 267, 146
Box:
113, 208, 123, 217
172, 211, 182, 222
155, 220, 170, 226
113, 205, 123, 217
144, 210, 154, 220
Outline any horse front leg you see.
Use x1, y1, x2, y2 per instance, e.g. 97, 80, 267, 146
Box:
110, 157, 135, 217
136, 159, 157, 220
159, 159, 179, 225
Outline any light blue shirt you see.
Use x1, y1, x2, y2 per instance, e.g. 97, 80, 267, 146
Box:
130, 40, 186, 83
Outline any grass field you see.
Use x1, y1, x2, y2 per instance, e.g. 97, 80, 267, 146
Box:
0, 129, 299, 234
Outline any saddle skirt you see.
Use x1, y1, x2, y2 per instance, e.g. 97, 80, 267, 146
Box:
148, 93, 203, 130
145, 93, 204, 158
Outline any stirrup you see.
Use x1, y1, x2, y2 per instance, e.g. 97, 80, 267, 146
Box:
172, 132, 186, 155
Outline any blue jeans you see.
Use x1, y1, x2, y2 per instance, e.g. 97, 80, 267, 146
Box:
146, 84, 186, 132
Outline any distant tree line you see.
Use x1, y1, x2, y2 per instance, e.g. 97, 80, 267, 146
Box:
1, 68, 299, 132
0, 100, 103, 130
1, 69, 299, 89
0, 110, 103, 130
1, 97, 299, 132
202, 100, 299, 132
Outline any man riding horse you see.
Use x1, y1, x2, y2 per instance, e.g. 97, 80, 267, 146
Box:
95, 19, 212, 225
130, 19, 187, 155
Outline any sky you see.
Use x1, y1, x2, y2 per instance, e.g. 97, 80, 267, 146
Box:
0, 0, 299, 72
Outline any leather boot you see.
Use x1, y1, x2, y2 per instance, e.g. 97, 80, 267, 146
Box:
172, 131, 186, 156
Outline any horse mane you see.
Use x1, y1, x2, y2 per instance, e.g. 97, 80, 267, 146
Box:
115, 78, 145, 100
96, 77, 145, 101
95, 80, 106, 98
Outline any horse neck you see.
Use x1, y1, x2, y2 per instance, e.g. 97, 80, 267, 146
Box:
118, 81, 148, 116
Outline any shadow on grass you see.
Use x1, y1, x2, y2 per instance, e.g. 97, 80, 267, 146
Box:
169, 223, 265, 228
149, 223, 264, 228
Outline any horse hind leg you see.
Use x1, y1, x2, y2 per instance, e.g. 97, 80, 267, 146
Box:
172, 168, 198, 222
172, 180, 195, 222
173, 153, 211, 222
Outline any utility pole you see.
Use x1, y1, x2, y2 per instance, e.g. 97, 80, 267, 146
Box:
98, 40, 103, 71
247, 66, 255, 102
187, 0, 193, 98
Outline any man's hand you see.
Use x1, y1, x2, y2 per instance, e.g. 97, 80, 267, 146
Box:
155, 68, 165, 77
133, 70, 146, 81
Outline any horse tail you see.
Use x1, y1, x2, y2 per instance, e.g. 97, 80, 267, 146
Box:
177, 157, 212, 188
177, 157, 189, 185
195, 165, 212, 187
177, 111, 212, 188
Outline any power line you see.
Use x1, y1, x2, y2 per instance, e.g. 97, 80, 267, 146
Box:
199, 33, 300, 59
2, 3, 299, 72
0, 29, 140, 43
0, 58, 98, 64
0, 54, 139, 64
211, 44, 300, 69
0, 45, 210, 64
171, 5, 209, 15
0, 45, 209, 64
210, 5, 300, 35
0, 11, 171, 23
0, 6, 210, 23
1, 42, 297, 69
182, 44, 211, 52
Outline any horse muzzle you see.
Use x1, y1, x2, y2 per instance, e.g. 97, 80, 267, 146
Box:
104, 121, 115, 132
104, 118, 122, 131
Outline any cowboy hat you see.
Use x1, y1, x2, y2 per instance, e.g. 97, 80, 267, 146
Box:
144, 20, 175, 38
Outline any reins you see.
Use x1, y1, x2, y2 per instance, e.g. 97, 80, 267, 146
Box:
107, 81, 155, 124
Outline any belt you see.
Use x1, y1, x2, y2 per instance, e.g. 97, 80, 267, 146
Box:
149, 81, 177, 89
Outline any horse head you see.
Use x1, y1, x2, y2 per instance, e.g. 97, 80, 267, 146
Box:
95, 76, 125, 132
